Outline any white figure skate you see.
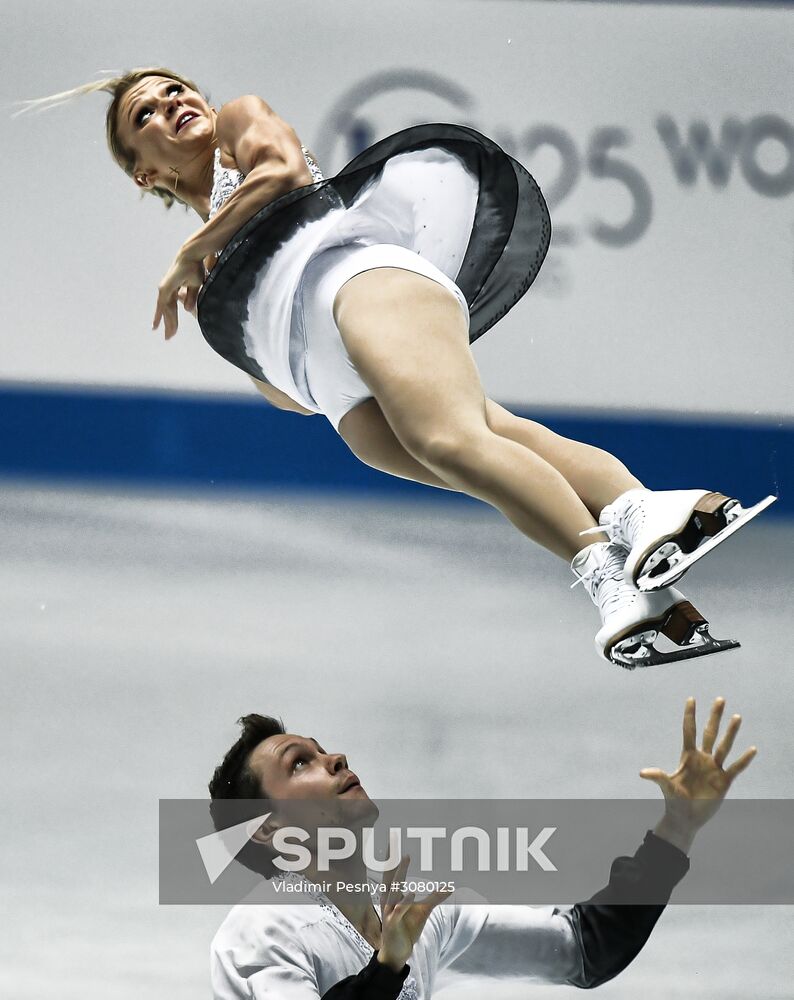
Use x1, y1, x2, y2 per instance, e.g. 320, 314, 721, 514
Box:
571, 541, 739, 668
582, 489, 776, 592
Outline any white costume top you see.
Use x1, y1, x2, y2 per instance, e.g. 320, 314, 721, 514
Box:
208, 146, 325, 221
196, 125, 552, 413
210, 833, 690, 999
211, 879, 581, 999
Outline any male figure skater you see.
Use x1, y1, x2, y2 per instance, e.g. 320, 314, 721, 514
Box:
208, 697, 755, 998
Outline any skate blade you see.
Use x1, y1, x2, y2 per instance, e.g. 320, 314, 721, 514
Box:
636, 495, 776, 592
609, 627, 741, 670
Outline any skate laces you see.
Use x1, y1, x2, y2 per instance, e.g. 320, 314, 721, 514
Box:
594, 556, 634, 616
578, 491, 647, 548
616, 494, 647, 548
571, 545, 633, 615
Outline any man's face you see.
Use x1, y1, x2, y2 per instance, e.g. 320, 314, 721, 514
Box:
249, 733, 377, 828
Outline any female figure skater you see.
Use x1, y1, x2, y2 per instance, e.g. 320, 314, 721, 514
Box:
27, 68, 773, 668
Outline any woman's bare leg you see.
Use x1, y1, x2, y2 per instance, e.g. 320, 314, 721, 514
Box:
484, 401, 643, 519
339, 398, 455, 490
333, 268, 606, 561
339, 398, 643, 516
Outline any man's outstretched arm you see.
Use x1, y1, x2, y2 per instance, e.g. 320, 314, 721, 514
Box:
565, 695, 755, 987
561, 827, 688, 988
443, 697, 756, 989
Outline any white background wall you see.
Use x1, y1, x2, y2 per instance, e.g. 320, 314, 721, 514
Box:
2, 0, 792, 418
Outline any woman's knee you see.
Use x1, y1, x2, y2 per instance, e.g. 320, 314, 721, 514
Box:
339, 402, 457, 472
485, 400, 554, 449
402, 424, 488, 477
338, 399, 453, 488
486, 399, 529, 435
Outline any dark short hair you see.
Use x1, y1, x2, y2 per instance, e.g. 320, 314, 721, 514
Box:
208, 713, 286, 879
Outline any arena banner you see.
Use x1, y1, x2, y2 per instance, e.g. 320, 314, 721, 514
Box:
301, 13, 791, 420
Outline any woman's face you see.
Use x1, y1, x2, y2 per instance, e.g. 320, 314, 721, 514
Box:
115, 75, 216, 190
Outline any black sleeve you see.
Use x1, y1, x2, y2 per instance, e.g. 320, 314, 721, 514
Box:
564, 830, 690, 989
320, 952, 410, 1000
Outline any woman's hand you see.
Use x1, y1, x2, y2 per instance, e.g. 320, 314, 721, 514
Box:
643, 697, 757, 854
152, 247, 206, 340
376, 856, 452, 973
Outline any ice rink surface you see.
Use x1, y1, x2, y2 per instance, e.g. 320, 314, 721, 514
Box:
1, 483, 792, 999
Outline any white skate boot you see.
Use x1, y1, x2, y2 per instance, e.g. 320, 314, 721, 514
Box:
571, 541, 739, 668
582, 489, 776, 592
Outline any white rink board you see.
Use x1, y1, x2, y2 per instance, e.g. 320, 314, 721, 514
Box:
3, 0, 792, 418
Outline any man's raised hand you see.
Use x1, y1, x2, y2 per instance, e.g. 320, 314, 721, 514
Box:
376, 854, 452, 973
642, 697, 757, 853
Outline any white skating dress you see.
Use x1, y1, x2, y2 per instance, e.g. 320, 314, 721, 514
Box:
197, 125, 551, 430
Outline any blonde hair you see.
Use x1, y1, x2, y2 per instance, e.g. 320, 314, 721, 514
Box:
15, 67, 206, 209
